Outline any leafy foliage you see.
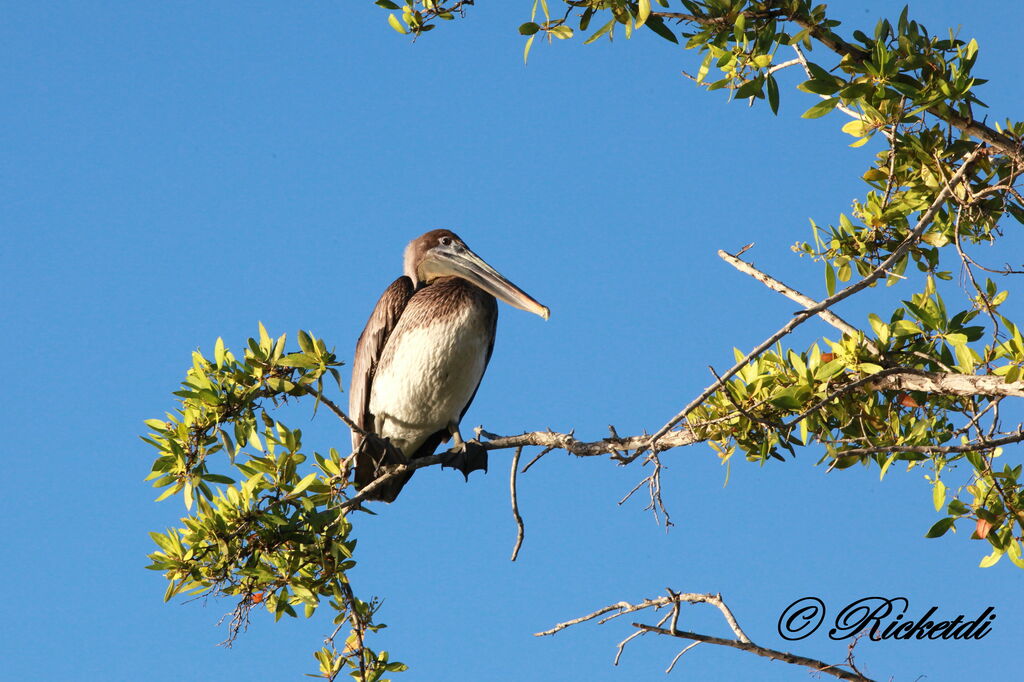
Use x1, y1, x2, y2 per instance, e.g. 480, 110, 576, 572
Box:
143, 325, 405, 680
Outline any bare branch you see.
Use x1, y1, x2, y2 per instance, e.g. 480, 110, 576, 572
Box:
633, 624, 874, 682
868, 369, 1024, 398
479, 427, 699, 456
666, 641, 701, 673
509, 446, 525, 562
535, 600, 636, 637
718, 248, 879, 355
537, 591, 747, 638
539, 590, 870, 681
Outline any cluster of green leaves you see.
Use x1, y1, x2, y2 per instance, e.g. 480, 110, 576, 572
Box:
143, 325, 405, 681
689, 272, 1024, 567
373, 0, 1024, 568
376, 0, 468, 36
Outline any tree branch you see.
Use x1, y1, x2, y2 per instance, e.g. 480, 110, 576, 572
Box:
336, 427, 700, 510
718, 247, 879, 354
833, 428, 1024, 458
869, 369, 1024, 398
633, 624, 874, 682
536, 590, 872, 681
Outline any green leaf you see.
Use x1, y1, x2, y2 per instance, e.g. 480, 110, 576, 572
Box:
734, 75, 764, 99
297, 329, 313, 353
279, 352, 317, 369
765, 73, 779, 113
519, 22, 539, 35
770, 388, 805, 411
966, 450, 985, 471
144, 418, 166, 431
833, 455, 861, 470
802, 98, 839, 119
289, 472, 319, 498
892, 319, 923, 337
825, 261, 837, 296
925, 517, 954, 538
214, 337, 225, 368
375, 0, 400, 8
155, 483, 182, 502
584, 18, 615, 45
798, 78, 840, 96
202, 474, 236, 485
644, 14, 678, 43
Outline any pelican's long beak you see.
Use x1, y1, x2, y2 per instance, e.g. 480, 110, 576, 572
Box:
432, 245, 550, 320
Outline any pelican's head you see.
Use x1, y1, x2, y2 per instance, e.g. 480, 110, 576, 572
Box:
403, 229, 550, 320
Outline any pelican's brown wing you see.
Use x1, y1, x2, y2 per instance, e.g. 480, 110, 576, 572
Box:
349, 276, 414, 499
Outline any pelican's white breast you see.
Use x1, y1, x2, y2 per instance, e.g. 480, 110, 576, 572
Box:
369, 287, 493, 455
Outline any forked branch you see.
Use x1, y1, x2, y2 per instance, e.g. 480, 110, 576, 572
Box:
537, 590, 873, 681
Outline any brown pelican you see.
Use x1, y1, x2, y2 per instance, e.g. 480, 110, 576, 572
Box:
349, 229, 549, 502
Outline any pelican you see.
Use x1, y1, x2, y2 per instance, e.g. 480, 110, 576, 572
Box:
349, 229, 549, 502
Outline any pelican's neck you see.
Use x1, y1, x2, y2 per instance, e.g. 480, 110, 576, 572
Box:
402, 241, 419, 283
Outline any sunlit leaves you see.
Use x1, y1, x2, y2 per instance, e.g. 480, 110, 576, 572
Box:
144, 327, 401, 679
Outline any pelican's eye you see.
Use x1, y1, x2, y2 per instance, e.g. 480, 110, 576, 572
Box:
440, 236, 453, 246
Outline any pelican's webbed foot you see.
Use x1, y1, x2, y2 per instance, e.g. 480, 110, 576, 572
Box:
441, 423, 489, 481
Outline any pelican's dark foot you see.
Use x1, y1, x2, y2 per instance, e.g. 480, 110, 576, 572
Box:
441, 440, 489, 481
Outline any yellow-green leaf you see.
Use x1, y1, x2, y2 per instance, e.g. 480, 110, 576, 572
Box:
523, 34, 535, 64
258, 321, 271, 352
932, 480, 946, 512
549, 25, 573, 39
388, 13, 407, 34
636, 0, 651, 29
841, 120, 869, 137
289, 472, 319, 498
979, 550, 1003, 568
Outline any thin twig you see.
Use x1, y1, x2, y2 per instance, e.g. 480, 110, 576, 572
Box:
614, 629, 645, 666
718, 248, 879, 355
831, 428, 1024, 458
666, 642, 701, 673
509, 446, 525, 561
522, 446, 554, 473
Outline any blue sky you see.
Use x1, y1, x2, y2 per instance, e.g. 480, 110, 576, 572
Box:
2, 2, 1023, 680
